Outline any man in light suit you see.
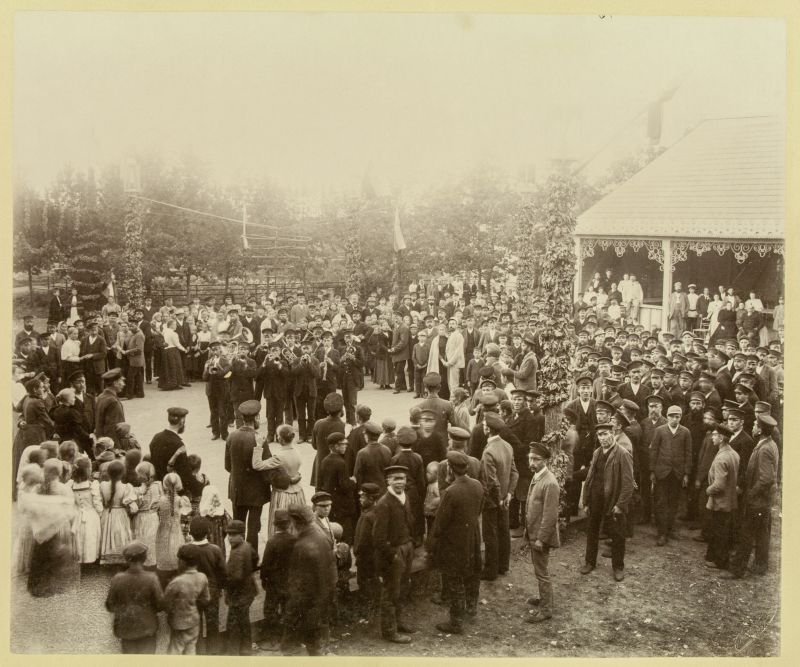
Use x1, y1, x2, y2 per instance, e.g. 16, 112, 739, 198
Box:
523, 443, 560, 623
444, 318, 465, 393
668, 282, 689, 338
512, 336, 539, 392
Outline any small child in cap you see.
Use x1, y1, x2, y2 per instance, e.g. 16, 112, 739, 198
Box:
115, 422, 141, 453
224, 520, 259, 655
105, 541, 164, 654
379, 418, 399, 456
163, 543, 210, 655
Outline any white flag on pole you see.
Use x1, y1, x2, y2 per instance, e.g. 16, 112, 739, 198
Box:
393, 206, 406, 252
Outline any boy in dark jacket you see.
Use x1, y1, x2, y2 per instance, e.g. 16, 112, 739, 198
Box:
224, 520, 259, 655
189, 517, 227, 655
105, 542, 164, 654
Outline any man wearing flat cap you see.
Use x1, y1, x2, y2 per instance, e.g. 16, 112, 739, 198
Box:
390, 426, 427, 545
372, 465, 416, 644
283, 506, 337, 656
224, 400, 272, 551
311, 392, 345, 488
81, 318, 108, 395
479, 412, 519, 581
524, 443, 560, 622
416, 372, 457, 439
149, 407, 193, 486
438, 427, 481, 493
725, 413, 780, 579
726, 407, 754, 498
95, 367, 126, 448
353, 421, 393, 493
353, 483, 383, 620
649, 404, 693, 546
703, 422, 740, 570
507, 388, 541, 538
318, 432, 357, 545
428, 450, 485, 634
580, 423, 634, 581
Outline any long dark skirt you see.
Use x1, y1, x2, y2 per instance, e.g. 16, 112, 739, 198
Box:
27, 530, 79, 597
158, 348, 185, 390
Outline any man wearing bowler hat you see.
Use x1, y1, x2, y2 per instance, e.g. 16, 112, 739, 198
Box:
703, 422, 739, 570
224, 399, 272, 550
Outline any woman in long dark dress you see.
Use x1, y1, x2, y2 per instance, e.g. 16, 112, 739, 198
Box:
373, 319, 393, 389
158, 319, 186, 391
25, 459, 79, 597
12, 379, 55, 501
710, 300, 738, 344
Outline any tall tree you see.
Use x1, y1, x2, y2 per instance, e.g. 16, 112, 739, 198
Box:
13, 188, 57, 307
344, 212, 365, 298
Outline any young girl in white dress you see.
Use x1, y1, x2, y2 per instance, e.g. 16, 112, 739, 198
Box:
132, 461, 162, 567
68, 456, 102, 565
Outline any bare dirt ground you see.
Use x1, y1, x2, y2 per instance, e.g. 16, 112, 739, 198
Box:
10, 383, 780, 656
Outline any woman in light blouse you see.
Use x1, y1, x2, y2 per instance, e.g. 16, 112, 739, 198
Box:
60, 327, 87, 382
157, 319, 186, 391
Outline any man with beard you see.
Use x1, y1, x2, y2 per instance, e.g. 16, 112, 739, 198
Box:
224, 400, 273, 551
428, 450, 485, 634
507, 388, 539, 538
680, 391, 707, 525
149, 407, 193, 488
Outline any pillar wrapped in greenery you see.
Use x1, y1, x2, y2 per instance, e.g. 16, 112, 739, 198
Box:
536, 173, 579, 524
122, 196, 145, 308
344, 214, 364, 299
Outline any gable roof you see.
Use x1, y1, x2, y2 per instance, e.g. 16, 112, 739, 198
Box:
576, 116, 785, 240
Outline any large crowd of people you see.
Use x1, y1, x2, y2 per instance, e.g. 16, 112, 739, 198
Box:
10, 275, 784, 655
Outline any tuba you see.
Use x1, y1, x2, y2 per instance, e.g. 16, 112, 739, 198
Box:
240, 328, 254, 345
282, 346, 298, 363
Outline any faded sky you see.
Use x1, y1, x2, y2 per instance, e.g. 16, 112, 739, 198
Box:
14, 12, 785, 193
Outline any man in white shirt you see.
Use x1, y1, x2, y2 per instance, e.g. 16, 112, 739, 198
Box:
628, 275, 644, 323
